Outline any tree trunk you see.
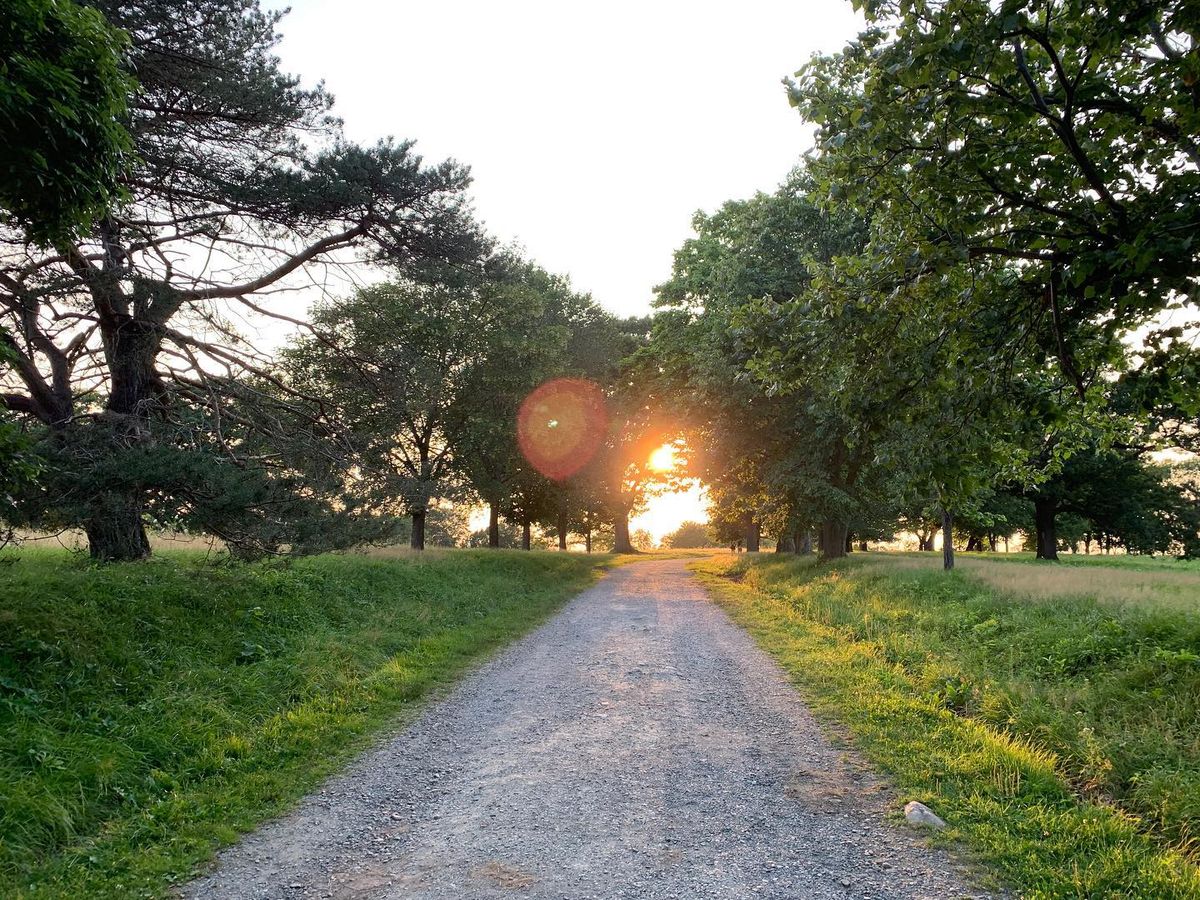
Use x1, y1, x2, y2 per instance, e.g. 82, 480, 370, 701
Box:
819, 518, 848, 560
85, 492, 151, 561
987, 533, 997, 553
776, 533, 795, 553
941, 507, 955, 571
557, 510, 568, 551
613, 510, 636, 554
745, 517, 761, 553
1034, 497, 1058, 561
844, 532, 853, 554
410, 507, 426, 550
918, 528, 935, 551
488, 501, 500, 548
798, 529, 813, 554
522, 518, 531, 551
858, 539, 868, 552
87, 317, 162, 561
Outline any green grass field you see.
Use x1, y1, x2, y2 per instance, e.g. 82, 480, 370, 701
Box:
0, 548, 608, 899
695, 551, 1200, 899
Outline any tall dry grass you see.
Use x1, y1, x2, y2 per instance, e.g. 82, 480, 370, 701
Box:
862, 553, 1200, 612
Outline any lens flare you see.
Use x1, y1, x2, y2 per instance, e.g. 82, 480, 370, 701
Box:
517, 378, 608, 481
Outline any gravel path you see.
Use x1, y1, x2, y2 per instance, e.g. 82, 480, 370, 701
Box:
186, 558, 991, 900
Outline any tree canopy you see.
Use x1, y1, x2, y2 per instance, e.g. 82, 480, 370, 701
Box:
1, 0, 133, 243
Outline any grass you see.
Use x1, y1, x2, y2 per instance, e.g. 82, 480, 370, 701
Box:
0, 547, 609, 899
694, 552, 1200, 899
862, 552, 1200, 613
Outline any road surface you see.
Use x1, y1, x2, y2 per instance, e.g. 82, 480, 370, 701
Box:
186, 558, 989, 899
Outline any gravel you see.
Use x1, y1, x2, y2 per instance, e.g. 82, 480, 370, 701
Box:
185, 558, 993, 900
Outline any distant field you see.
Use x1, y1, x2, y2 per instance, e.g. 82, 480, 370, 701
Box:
0, 548, 609, 898
7, 530, 224, 555
861, 551, 1200, 612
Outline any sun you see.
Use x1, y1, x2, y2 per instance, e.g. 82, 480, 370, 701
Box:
647, 443, 677, 473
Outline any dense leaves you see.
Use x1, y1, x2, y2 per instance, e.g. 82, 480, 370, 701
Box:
1, 0, 132, 243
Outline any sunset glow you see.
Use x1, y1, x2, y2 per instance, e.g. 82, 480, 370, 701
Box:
647, 443, 678, 473
632, 480, 709, 544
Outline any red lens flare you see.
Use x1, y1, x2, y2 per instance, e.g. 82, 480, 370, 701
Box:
517, 378, 608, 481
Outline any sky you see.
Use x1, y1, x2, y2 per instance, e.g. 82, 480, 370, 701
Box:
262, 0, 865, 540
265, 0, 863, 318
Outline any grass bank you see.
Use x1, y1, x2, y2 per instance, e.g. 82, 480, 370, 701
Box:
695, 552, 1200, 899
0, 548, 609, 898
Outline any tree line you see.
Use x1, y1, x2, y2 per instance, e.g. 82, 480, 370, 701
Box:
0, 0, 666, 560
3, 0, 1197, 565
646, 0, 1200, 566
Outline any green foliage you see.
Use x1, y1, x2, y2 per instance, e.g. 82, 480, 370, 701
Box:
447, 254, 607, 537
0, 548, 608, 897
2, 0, 478, 561
661, 520, 715, 549
0, 0, 132, 242
0, 341, 42, 535
650, 168, 873, 554
650, 2, 1200, 564
698, 553, 1200, 897
284, 272, 510, 517
1018, 448, 1200, 558
790, 0, 1200, 421
630, 528, 656, 551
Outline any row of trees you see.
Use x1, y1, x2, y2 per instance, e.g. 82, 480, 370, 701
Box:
648, 0, 1200, 566
0, 0, 670, 560
275, 257, 662, 552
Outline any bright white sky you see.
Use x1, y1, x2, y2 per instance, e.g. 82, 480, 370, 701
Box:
263, 0, 864, 540
267, 0, 863, 318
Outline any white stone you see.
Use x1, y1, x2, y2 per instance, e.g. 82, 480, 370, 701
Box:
903, 801, 947, 829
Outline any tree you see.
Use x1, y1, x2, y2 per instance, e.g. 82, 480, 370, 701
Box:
446, 256, 599, 548
1017, 448, 1200, 559
662, 520, 715, 549
281, 268, 522, 550
790, 0, 1200, 418
630, 528, 656, 551
1, 0, 133, 243
550, 315, 653, 554
575, 390, 657, 554
650, 168, 870, 560
0, 0, 476, 559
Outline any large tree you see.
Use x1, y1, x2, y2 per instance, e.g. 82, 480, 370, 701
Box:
0, 0, 476, 559
791, 0, 1199, 419
651, 169, 871, 558
446, 257, 598, 548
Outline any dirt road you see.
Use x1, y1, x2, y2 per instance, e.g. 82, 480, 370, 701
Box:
186, 558, 988, 899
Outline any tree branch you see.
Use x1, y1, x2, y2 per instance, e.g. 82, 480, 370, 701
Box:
184, 221, 369, 302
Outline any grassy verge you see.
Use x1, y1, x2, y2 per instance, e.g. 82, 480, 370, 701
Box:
0, 548, 609, 898
694, 553, 1200, 899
